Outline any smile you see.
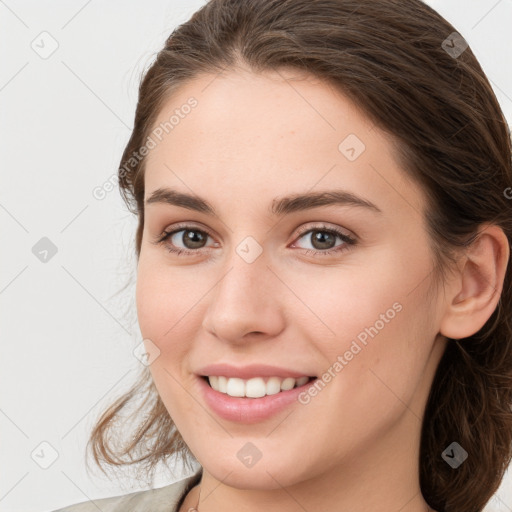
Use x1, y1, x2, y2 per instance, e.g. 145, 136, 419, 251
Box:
197, 374, 319, 423
203, 375, 314, 398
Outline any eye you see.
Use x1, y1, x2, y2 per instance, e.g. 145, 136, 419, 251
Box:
152, 223, 217, 256
152, 222, 357, 258
291, 224, 357, 256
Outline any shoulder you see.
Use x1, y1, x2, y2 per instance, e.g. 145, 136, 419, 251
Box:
49, 471, 202, 512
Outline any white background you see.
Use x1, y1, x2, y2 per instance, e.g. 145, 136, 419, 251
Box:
1, 1, 511, 511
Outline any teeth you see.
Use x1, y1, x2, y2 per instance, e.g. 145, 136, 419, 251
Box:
207, 375, 311, 398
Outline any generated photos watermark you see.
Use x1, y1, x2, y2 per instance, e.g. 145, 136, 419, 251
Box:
92, 96, 198, 201
298, 301, 403, 405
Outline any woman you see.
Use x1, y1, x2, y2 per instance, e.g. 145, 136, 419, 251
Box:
52, 0, 512, 511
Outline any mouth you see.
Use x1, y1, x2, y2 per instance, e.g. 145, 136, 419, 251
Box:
199, 375, 317, 399
197, 373, 320, 423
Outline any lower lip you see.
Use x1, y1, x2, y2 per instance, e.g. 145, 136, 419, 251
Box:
197, 376, 317, 424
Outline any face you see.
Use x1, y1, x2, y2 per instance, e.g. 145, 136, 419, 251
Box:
136, 68, 449, 490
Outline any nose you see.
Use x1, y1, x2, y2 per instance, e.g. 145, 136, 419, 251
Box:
201, 248, 286, 344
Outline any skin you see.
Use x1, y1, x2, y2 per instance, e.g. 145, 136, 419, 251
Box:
136, 66, 509, 512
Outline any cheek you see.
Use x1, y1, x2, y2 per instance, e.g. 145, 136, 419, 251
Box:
299, 244, 435, 395
285, 251, 408, 346
136, 260, 201, 344
135, 265, 200, 416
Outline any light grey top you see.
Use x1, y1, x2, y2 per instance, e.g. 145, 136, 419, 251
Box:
49, 470, 202, 512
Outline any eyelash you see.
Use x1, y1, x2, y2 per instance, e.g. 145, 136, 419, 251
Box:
152, 222, 357, 258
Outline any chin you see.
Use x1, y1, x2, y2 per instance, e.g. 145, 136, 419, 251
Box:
200, 453, 313, 490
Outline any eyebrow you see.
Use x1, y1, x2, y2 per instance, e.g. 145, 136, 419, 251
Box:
145, 187, 383, 217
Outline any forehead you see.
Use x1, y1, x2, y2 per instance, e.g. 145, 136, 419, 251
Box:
143, 68, 427, 219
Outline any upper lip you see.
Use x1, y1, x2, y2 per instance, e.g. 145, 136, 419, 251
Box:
196, 363, 316, 380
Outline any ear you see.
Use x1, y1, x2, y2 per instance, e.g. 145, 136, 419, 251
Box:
439, 224, 510, 340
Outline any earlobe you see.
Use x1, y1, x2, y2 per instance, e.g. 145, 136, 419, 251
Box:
439, 224, 510, 340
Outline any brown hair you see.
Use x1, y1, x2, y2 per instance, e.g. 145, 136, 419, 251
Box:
86, 1, 512, 510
